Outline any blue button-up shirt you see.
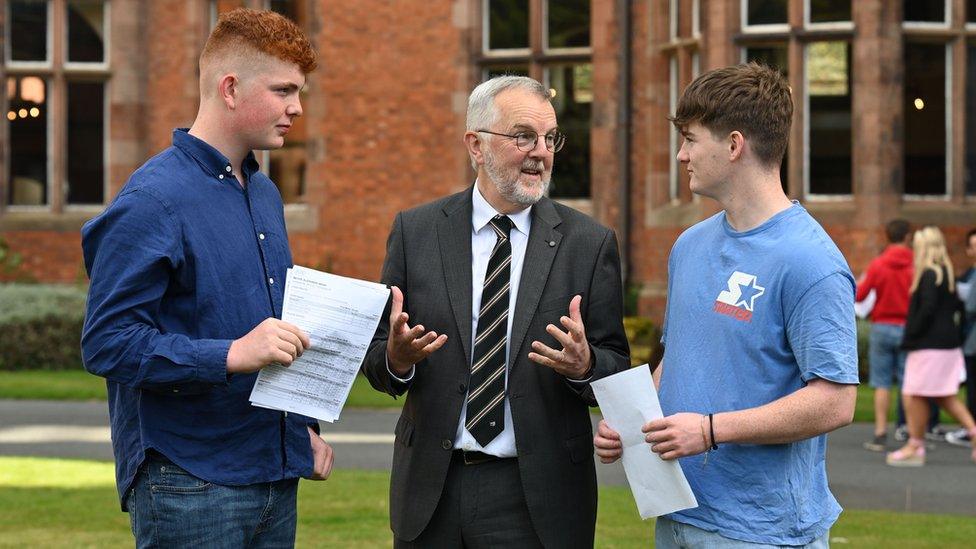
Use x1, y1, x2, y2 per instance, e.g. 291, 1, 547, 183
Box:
82, 129, 316, 509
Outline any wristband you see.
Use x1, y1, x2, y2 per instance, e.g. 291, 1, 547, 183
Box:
708, 413, 719, 451
699, 414, 710, 466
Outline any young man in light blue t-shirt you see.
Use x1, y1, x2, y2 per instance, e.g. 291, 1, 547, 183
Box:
595, 63, 858, 547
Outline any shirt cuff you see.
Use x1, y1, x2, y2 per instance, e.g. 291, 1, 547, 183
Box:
193, 339, 234, 385
565, 372, 593, 384
386, 354, 415, 383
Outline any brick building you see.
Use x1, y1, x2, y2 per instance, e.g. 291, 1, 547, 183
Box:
2, 0, 975, 322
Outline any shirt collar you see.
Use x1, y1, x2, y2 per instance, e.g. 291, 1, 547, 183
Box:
472, 181, 532, 236
171, 128, 261, 181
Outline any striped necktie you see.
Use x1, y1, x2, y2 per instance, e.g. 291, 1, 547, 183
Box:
466, 214, 514, 446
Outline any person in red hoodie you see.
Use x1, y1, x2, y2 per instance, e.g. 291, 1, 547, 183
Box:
858, 219, 914, 451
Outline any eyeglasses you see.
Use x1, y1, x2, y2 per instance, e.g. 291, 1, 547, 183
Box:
476, 129, 566, 153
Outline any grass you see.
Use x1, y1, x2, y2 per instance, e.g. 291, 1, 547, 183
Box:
1, 457, 974, 548
1, 370, 970, 425
0, 370, 400, 409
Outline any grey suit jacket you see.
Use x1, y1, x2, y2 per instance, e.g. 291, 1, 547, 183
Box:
362, 186, 630, 548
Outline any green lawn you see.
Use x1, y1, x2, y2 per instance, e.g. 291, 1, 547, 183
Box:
1, 370, 970, 425
1, 457, 974, 548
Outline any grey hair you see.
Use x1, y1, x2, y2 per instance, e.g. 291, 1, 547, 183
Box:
466, 76, 551, 170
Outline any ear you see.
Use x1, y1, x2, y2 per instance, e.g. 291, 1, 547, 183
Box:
728, 130, 745, 162
218, 74, 240, 109
464, 131, 486, 167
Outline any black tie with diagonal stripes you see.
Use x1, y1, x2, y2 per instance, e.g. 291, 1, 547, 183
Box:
466, 214, 514, 446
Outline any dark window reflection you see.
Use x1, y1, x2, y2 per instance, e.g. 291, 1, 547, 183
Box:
809, 0, 851, 23
8, 76, 48, 205
11, 0, 48, 62
966, 43, 976, 195
547, 0, 589, 49
747, 0, 788, 26
746, 46, 789, 193
67, 0, 105, 63
807, 42, 852, 194
549, 64, 591, 198
904, 43, 946, 195
904, 0, 945, 23
970, 0, 976, 23
269, 144, 306, 204
270, 0, 298, 21
488, 0, 529, 50
484, 65, 529, 79
67, 81, 104, 204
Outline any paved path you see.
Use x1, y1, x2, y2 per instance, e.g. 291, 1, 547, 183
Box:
2, 400, 973, 516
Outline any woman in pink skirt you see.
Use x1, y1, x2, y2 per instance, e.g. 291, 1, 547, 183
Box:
887, 226, 976, 466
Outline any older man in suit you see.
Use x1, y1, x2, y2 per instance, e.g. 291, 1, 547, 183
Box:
362, 76, 630, 548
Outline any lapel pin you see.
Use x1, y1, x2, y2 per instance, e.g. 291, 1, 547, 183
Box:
548, 240, 556, 247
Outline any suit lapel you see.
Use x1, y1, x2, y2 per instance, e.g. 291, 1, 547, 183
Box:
436, 188, 475, 367
509, 197, 562, 371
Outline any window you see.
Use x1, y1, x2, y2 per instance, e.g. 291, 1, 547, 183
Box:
744, 45, 789, 193
4, 0, 109, 209
806, 41, 852, 195
665, 0, 701, 203
743, 0, 788, 30
669, 56, 679, 201
264, 0, 309, 204
903, 43, 948, 196
806, 0, 851, 27
479, 0, 592, 199
903, 0, 948, 25
970, 0, 976, 25
966, 42, 976, 194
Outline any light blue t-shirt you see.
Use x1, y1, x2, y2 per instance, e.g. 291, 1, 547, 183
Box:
660, 203, 859, 545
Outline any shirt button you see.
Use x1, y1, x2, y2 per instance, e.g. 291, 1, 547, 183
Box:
269, 278, 275, 285
225, 165, 232, 173
441, 439, 452, 450
218, 174, 224, 180
259, 233, 266, 240
458, 383, 466, 393
172, 389, 179, 393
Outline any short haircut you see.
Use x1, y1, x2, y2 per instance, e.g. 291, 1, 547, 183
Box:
201, 8, 316, 74
466, 76, 551, 132
670, 63, 793, 168
885, 219, 910, 244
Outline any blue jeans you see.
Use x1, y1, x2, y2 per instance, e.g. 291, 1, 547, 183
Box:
655, 516, 829, 548
126, 453, 299, 548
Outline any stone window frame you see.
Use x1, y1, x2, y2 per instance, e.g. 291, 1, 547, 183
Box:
664, 0, 702, 206
475, 0, 594, 207
2, 0, 112, 217
735, 0, 855, 201
901, 1, 974, 201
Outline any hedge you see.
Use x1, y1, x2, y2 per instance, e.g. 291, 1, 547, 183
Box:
0, 284, 87, 371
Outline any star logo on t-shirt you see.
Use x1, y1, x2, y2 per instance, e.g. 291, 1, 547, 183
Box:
713, 271, 766, 322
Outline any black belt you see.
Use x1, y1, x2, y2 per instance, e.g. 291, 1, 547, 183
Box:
453, 450, 509, 465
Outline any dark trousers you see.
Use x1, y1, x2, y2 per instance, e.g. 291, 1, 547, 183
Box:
394, 453, 543, 549
966, 355, 976, 417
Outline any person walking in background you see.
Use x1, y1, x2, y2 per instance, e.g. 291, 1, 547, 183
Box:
857, 219, 913, 451
887, 227, 976, 466
947, 228, 976, 448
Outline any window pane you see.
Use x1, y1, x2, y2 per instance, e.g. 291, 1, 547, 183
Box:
7, 76, 48, 205
967, 43, 976, 194
488, 0, 529, 50
548, 64, 592, 198
269, 0, 298, 21
67, 0, 105, 63
746, 0, 788, 26
484, 65, 529, 79
904, 0, 945, 23
809, 0, 851, 23
547, 0, 589, 49
10, 0, 48, 62
746, 46, 789, 192
969, 0, 976, 23
67, 81, 104, 204
903, 43, 946, 195
269, 144, 306, 204
807, 42, 852, 194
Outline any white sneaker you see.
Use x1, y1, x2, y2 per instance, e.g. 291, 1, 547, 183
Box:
945, 428, 973, 448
